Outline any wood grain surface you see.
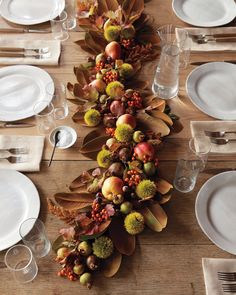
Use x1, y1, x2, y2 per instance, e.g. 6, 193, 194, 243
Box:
0, 1, 236, 294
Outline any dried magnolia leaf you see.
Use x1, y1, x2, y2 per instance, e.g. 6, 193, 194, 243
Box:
80, 220, 111, 241
102, 250, 122, 278
147, 110, 173, 126
80, 135, 109, 154
156, 179, 173, 195
54, 193, 94, 210
126, 80, 148, 90
75, 68, 89, 86
139, 202, 167, 232
70, 169, 95, 191
72, 111, 85, 124
75, 39, 98, 55
122, 0, 144, 23
85, 31, 106, 55
52, 235, 64, 253
73, 83, 84, 98
158, 193, 172, 205
109, 217, 136, 256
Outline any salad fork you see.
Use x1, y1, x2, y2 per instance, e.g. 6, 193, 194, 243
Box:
0, 156, 26, 163
218, 272, 236, 281
0, 47, 49, 54
210, 138, 236, 145
0, 148, 28, 154
205, 130, 236, 138
222, 283, 236, 293
0, 52, 51, 59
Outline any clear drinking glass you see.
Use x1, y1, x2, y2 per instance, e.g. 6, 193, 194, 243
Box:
152, 44, 179, 99
33, 101, 56, 135
46, 81, 69, 120
4, 245, 38, 283
189, 136, 212, 171
63, 0, 77, 30
173, 159, 200, 193
50, 10, 69, 41
19, 218, 51, 259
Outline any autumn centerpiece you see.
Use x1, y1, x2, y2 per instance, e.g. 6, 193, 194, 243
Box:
48, 0, 177, 289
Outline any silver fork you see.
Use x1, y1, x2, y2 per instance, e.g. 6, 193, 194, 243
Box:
0, 52, 51, 59
210, 138, 236, 145
222, 283, 236, 293
218, 272, 236, 281
0, 47, 49, 54
0, 148, 28, 154
0, 156, 26, 163
205, 130, 236, 138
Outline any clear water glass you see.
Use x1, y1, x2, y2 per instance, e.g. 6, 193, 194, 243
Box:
50, 10, 69, 41
152, 44, 179, 100
173, 159, 200, 193
63, 0, 77, 30
19, 218, 51, 259
4, 245, 38, 283
189, 136, 212, 171
34, 101, 55, 135
46, 81, 69, 120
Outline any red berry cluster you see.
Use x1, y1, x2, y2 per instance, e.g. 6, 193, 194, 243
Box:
121, 38, 134, 49
91, 199, 109, 223
103, 71, 118, 84
105, 127, 115, 137
95, 61, 105, 72
127, 91, 143, 109
58, 267, 77, 281
124, 169, 141, 187
132, 153, 152, 163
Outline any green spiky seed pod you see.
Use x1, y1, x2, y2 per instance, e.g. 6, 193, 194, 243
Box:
119, 63, 134, 78
121, 25, 136, 39
124, 211, 144, 235
114, 123, 134, 143
106, 81, 124, 98
92, 236, 114, 259
97, 149, 112, 168
135, 179, 157, 199
84, 109, 101, 127
104, 26, 121, 42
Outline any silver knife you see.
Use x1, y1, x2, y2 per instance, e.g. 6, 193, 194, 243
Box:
191, 60, 236, 66
0, 122, 35, 128
0, 28, 51, 33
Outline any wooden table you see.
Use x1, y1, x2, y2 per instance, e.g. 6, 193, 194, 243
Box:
0, 1, 236, 294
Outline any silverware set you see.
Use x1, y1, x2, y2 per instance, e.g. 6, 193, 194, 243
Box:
218, 272, 236, 293
0, 46, 51, 59
204, 130, 236, 145
0, 148, 29, 163
190, 33, 236, 44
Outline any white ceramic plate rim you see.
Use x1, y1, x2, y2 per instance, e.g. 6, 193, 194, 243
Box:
195, 171, 236, 255
172, 0, 236, 27
186, 62, 236, 120
0, 65, 54, 122
0, 0, 65, 25
0, 169, 40, 251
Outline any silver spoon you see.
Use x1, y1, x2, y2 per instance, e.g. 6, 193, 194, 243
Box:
48, 130, 60, 167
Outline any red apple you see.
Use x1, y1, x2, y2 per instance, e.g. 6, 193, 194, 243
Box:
134, 142, 155, 162
102, 176, 124, 200
110, 100, 125, 116
105, 41, 121, 60
89, 79, 106, 93
116, 114, 136, 128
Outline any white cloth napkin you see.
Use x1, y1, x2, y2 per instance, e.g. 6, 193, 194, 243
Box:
190, 121, 236, 153
177, 27, 236, 52
202, 258, 236, 295
0, 135, 45, 172
0, 39, 61, 65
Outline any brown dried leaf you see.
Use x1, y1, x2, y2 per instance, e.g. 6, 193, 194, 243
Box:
72, 111, 85, 124
97, 0, 120, 15
156, 179, 173, 195
102, 250, 122, 278
75, 68, 89, 86
52, 235, 64, 253
109, 217, 136, 256
54, 193, 94, 210
80, 135, 109, 154
158, 193, 172, 205
85, 31, 106, 55
73, 83, 84, 98
80, 219, 111, 240
146, 110, 173, 126
122, 0, 144, 23
75, 39, 98, 55
70, 169, 95, 191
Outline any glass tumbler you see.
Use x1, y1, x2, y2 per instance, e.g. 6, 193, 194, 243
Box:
33, 101, 55, 135
4, 245, 38, 283
189, 136, 212, 171
152, 44, 179, 100
19, 218, 51, 259
63, 0, 77, 30
46, 81, 69, 120
173, 159, 200, 193
50, 10, 69, 41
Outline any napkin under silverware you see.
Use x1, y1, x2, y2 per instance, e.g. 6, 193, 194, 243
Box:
202, 258, 236, 295
0, 39, 61, 65
176, 27, 236, 52
191, 121, 236, 153
0, 135, 45, 172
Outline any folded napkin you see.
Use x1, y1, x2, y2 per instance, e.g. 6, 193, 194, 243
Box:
191, 121, 236, 153
0, 39, 61, 65
0, 135, 45, 172
202, 258, 236, 295
176, 27, 236, 52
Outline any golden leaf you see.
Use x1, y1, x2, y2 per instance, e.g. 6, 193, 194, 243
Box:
156, 179, 173, 195
102, 250, 122, 278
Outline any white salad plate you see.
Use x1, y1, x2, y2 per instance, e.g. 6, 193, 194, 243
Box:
0, 170, 40, 251
196, 171, 236, 255
0, 65, 54, 122
0, 0, 65, 25
186, 62, 236, 120
172, 0, 236, 27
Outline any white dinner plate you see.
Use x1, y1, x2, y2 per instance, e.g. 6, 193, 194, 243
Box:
0, 170, 40, 251
0, 65, 54, 122
196, 171, 236, 255
172, 0, 236, 27
186, 62, 236, 120
0, 0, 65, 25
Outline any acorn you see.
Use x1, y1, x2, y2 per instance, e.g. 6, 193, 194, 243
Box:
113, 194, 124, 205
110, 100, 126, 117
120, 201, 133, 214
143, 162, 156, 176
103, 114, 116, 128
108, 162, 125, 178
99, 94, 108, 104
78, 241, 92, 256
73, 263, 85, 275
80, 272, 93, 289
119, 147, 132, 162
133, 130, 145, 143
106, 138, 117, 149
86, 255, 100, 271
